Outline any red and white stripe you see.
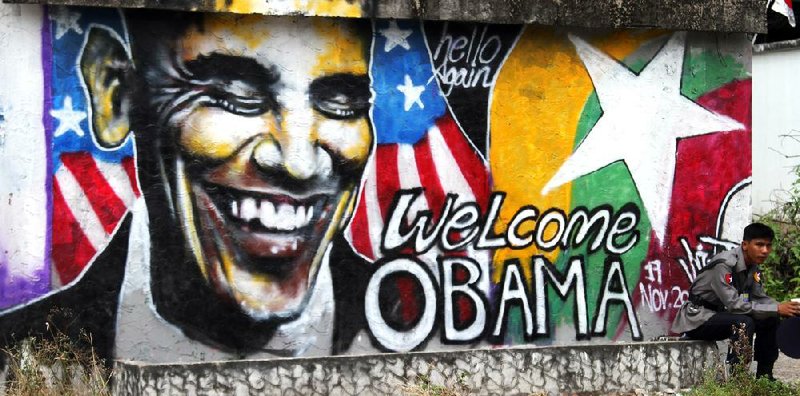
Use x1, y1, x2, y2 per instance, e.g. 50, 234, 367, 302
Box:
346, 114, 491, 279
772, 0, 796, 27
51, 152, 139, 285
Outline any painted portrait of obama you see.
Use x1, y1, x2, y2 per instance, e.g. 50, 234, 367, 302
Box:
1, 10, 376, 361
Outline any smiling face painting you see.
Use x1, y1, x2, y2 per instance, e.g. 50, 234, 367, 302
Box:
168, 16, 372, 320
80, 13, 373, 329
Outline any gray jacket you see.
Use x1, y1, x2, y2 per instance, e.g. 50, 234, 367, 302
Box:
671, 246, 778, 334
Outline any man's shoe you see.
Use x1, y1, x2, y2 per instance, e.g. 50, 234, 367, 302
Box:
756, 362, 776, 381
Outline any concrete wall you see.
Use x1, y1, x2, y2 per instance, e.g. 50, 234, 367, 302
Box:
3, 0, 767, 33
0, 3, 753, 367
752, 47, 800, 215
0, 4, 49, 307
112, 341, 719, 395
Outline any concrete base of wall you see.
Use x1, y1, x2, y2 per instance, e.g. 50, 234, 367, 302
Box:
112, 341, 718, 395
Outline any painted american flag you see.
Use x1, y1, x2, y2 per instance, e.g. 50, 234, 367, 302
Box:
47, 7, 139, 286
345, 20, 492, 279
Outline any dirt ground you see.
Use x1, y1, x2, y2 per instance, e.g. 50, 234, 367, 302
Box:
773, 352, 800, 383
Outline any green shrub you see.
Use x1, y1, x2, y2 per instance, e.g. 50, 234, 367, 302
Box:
758, 165, 800, 302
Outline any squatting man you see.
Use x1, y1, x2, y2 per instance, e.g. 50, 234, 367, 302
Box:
672, 223, 800, 379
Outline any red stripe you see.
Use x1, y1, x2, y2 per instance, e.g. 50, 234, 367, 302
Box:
60, 153, 128, 234
435, 115, 490, 208
122, 156, 140, 197
52, 179, 97, 284
375, 144, 402, 219
413, 135, 447, 221
377, 144, 424, 322
350, 188, 374, 260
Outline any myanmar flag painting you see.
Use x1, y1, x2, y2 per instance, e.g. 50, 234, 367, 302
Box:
489, 28, 750, 343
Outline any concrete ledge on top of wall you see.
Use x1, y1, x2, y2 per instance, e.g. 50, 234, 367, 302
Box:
2, 0, 767, 33
112, 340, 719, 395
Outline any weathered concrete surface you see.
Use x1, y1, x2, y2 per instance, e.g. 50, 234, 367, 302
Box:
2, 0, 767, 33
773, 352, 800, 383
112, 341, 717, 395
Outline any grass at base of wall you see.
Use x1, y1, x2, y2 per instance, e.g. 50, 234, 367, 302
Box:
400, 370, 800, 396
686, 366, 800, 396
1, 331, 112, 396
400, 372, 477, 396
687, 324, 800, 396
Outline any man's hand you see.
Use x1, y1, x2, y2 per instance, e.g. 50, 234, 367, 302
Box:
778, 301, 800, 317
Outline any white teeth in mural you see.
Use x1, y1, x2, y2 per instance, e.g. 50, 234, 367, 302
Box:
296, 206, 306, 229
260, 200, 277, 227
240, 197, 258, 221
276, 203, 294, 229
227, 195, 315, 231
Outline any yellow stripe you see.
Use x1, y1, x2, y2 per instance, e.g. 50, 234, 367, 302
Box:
215, 0, 363, 17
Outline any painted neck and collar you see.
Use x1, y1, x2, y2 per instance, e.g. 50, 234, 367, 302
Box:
115, 198, 336, 362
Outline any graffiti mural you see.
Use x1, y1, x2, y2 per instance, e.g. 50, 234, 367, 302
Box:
0, 6, 752, 363
215, 0, 366, 17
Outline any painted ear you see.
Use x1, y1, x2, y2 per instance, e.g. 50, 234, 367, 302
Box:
80, 26, 133, 149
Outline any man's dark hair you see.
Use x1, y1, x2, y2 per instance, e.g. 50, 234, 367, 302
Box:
123, 10, 372, 71
743, 222, 775, 241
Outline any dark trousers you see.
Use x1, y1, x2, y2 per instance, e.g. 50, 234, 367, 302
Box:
686, 312, 779, 368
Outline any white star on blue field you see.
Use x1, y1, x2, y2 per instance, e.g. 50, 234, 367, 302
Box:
372, 19, 447, 145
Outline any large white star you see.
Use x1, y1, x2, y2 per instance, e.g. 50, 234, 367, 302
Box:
397, 75, 425, 111
541, 33, 744, 243
51, 96, 87, 138
48, 6, 83, 40
380, 20, 412, 52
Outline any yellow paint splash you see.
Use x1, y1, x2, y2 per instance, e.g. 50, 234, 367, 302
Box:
311, 17, 369, 76
215, 0, 363, 18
